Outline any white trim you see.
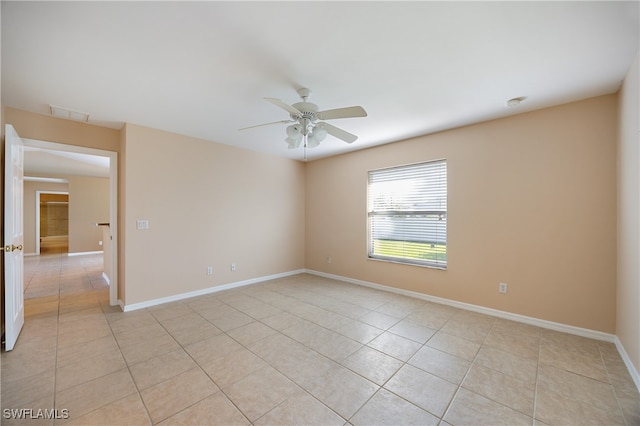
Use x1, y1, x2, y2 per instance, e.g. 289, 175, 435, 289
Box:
108, 154, 118, 307
23, 138, 115, 161
614, 336, 640, 391
102, 272, 110, 285
307, 270, 640, 392
120, 269, 305, 312
25, 177, 68, 184
306, 269, 616, 343
68, 250, 103, 257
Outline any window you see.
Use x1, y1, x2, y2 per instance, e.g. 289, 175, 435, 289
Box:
367, 159, 447, 269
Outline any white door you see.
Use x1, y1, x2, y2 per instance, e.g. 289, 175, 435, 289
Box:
4, 124, 25, 351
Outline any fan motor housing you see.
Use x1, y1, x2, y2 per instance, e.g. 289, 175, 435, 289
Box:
291, 102, 319, 121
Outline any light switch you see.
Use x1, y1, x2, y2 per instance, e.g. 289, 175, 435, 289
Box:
136, 219, 149, 230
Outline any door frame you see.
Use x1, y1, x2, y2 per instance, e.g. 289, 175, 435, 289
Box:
23, 138, 118, 306
35, 190, 69, 255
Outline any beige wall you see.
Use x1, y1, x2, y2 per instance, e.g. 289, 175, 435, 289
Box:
68, 176, 109, 254
23, 180, 69, 254
306, 95, 618, 333
2, 109, 306, 309
4, 107, 120, 152
120, 123, 305, 305
617, 52, 640, 375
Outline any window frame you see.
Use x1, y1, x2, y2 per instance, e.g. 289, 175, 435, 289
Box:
367, 159, 447, 270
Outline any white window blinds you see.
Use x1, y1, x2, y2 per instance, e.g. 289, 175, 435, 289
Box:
367, 159, 447, 268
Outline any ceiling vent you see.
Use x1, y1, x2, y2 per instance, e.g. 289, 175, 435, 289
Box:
49, 104, 90, 122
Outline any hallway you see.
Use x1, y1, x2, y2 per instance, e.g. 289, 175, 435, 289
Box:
22, 253, 108, 310
2, 253, 118, 424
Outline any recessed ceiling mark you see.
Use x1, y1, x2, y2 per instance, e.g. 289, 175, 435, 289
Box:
49, 104, 90, 122
506, 97, 526, 107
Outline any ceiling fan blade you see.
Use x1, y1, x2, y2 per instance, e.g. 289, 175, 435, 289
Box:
316, 106, 367, 120
319, 122, 358, 143
238, 120, 293, 131
264, 97, 302, 116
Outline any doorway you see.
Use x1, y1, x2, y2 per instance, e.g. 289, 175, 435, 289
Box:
37, 191, 70, 254
22, 138, 118, 306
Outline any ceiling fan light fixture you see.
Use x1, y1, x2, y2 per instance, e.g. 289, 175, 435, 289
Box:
286, 124, 301, 137
306, 135, 320, 148
285, 133, 302, 149
243, 88, 367, 154
312, 123, 328, 138
307, 126, 327, 148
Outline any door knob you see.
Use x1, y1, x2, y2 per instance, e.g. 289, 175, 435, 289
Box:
4, 244, 22, 252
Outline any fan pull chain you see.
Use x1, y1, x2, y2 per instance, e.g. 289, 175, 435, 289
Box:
303, 134, 308, 161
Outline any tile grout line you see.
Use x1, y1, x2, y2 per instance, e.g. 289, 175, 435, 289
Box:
211, 286, 432, 423
598, 342, 631, 426
440, 318, 543, 423
47, 253, 144, 425
343, 313, 410, 424
195, 298, 267, 424
103, 309, 155, 425
151, 302, 254, 425
52, 253, 62, 425
214, 296, 351, 425
55, 253, 136, 425
266, 294, 491, 423
437, 314, 494, 423
346, 306, 471, 423
531, 325, 542, 426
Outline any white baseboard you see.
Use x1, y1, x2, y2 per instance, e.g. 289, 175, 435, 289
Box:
614, 336, 640, 392
120, 269, 305, 312
102, 272, 110, 285
68, 250, 103, 257
114, 267, 639, 393
27, 252, 101, 257
307, 269, 616, 342
306, 270, 640, 393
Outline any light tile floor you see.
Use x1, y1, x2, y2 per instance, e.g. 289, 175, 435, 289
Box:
2, 253, 639, 425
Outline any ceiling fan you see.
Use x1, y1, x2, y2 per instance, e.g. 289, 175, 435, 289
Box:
240, 88, 367, 150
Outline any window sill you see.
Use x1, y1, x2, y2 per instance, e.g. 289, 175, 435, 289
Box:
367, 256, 447, 271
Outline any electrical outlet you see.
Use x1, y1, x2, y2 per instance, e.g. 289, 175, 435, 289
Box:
207, 266, 213, 276
98, 240, 103, 246
326, 256, 332, 264
231, 263, 236, 271
499, 282, 508, 294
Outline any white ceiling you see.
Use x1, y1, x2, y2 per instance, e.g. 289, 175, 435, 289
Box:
2, 1, 638, 162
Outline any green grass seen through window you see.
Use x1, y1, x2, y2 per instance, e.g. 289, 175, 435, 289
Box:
372, 239, 447, 263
